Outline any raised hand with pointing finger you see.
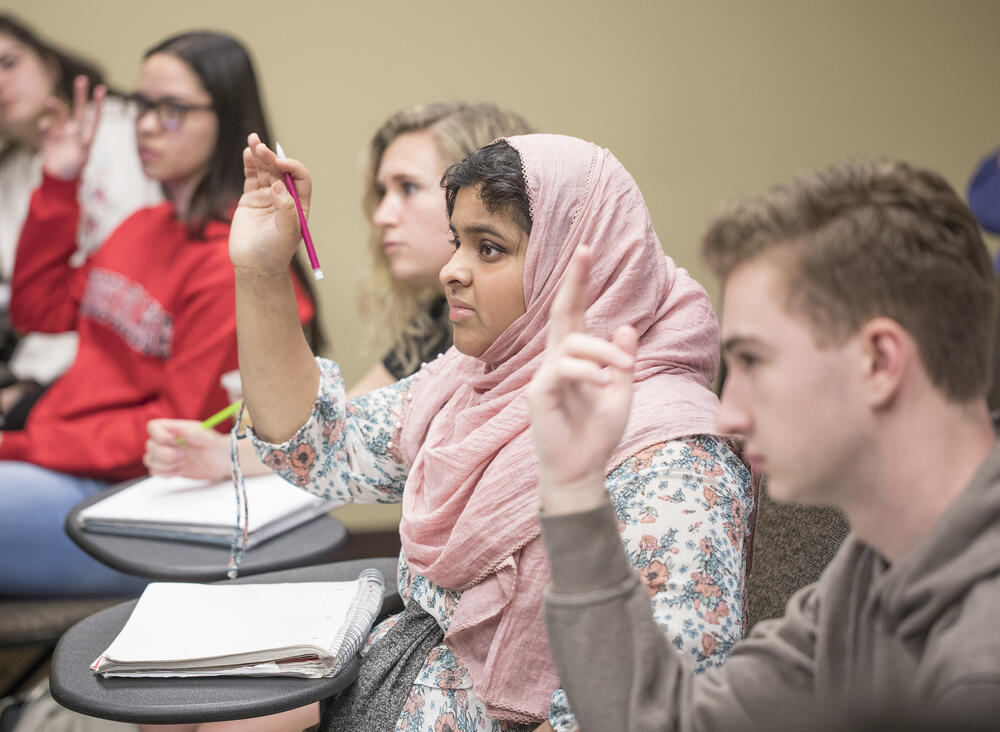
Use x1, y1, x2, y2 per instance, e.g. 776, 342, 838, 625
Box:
229, 133, 311, 276
40, 74, 105, 181
527, 245, 638, 516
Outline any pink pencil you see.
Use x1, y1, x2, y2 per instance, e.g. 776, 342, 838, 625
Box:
275, 142, 323, 280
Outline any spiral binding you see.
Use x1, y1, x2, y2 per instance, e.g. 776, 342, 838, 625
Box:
325, 568, 386, 676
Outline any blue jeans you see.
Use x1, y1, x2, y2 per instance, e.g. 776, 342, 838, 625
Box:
0, 461, 148, 597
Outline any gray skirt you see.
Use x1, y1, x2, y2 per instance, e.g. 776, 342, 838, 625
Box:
318, 600, 444, 732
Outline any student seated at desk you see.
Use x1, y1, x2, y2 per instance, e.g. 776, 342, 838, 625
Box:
0, 14, 162, 428
0, 31, 315, 597
207, 133, 753, 731
530, 160, 1000, 730
142, 102, 533, 482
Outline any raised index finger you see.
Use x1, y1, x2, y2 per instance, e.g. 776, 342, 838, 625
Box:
71, 75, 90, 128
248, 133, 279, 192
81, 84, 105, 145
547, 245, 592, 347
242, 145, 258, 193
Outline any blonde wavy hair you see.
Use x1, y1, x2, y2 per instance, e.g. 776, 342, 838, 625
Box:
361, 102, 533, 375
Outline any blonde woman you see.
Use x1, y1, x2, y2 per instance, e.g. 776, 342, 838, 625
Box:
143, 102, 533, 480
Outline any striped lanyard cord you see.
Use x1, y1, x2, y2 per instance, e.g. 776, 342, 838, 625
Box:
227, 402, 250, 579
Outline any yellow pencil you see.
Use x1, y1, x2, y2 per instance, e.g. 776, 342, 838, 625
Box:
176, 399, 243, 445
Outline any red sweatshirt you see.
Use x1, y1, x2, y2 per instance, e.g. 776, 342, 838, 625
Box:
2, 173, 313, 481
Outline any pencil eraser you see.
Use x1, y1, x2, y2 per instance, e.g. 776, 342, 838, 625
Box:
313, 269, 325, 280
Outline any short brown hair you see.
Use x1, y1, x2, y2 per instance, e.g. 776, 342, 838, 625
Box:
702, 159, 997, 401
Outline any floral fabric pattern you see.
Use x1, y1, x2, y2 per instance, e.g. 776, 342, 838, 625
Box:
256, 358, 411, 498
252, 358, 753, 732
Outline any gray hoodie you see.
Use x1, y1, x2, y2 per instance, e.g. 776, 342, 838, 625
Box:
542, 442, 1000, 730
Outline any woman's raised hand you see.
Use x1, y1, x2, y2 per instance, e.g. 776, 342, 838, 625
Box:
229, 133, 312, 274
527, 246, 638, 515
40, 75, 105, 181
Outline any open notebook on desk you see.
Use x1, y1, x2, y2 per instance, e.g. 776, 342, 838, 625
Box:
76, 474, 342, 548
92, 569, 384, 678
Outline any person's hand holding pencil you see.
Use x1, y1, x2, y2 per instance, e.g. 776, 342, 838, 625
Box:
144, 418, 232, 480
229, 133, 314, 276
144, 400, 274, 481
230, 133, 321, 445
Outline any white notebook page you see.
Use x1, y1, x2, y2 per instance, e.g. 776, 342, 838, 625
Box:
78, 474, 330, 532
100, 581, 360, 663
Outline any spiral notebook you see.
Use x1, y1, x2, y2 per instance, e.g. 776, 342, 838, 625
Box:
91, 569, 385, 678
76, 474, 341, 548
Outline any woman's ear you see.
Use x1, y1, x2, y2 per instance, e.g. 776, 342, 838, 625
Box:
858, 317, 909, 408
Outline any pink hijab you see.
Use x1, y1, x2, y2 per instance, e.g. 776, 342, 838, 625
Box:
398, 134, 720, 722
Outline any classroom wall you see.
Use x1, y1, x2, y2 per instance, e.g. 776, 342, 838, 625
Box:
9, 0, 1000, 528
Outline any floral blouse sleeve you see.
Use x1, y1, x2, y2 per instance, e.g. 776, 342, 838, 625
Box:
547, 435, 754, 732
250, 357, 411, 503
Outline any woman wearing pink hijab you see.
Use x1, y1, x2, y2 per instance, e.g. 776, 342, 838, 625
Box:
227, 133, 753, 731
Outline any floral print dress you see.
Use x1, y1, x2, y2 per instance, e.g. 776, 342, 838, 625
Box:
253, 358, 754, 732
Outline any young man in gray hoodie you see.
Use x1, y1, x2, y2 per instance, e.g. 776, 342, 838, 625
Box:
528, 160, 1000, 730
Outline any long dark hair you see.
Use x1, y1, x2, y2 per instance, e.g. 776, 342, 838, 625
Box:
144, 31, 325, 352
0, 14, 108, 101
0, 13, 109, 162
143, 32, 265, 236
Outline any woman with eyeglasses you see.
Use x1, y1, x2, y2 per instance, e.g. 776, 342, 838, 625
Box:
0, 30, 318, 597
0, 15, 161, 430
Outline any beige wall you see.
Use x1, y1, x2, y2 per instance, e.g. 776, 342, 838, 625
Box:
9, 0, 1000, 528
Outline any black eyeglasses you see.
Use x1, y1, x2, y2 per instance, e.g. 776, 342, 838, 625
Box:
128, 93, 214, 132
